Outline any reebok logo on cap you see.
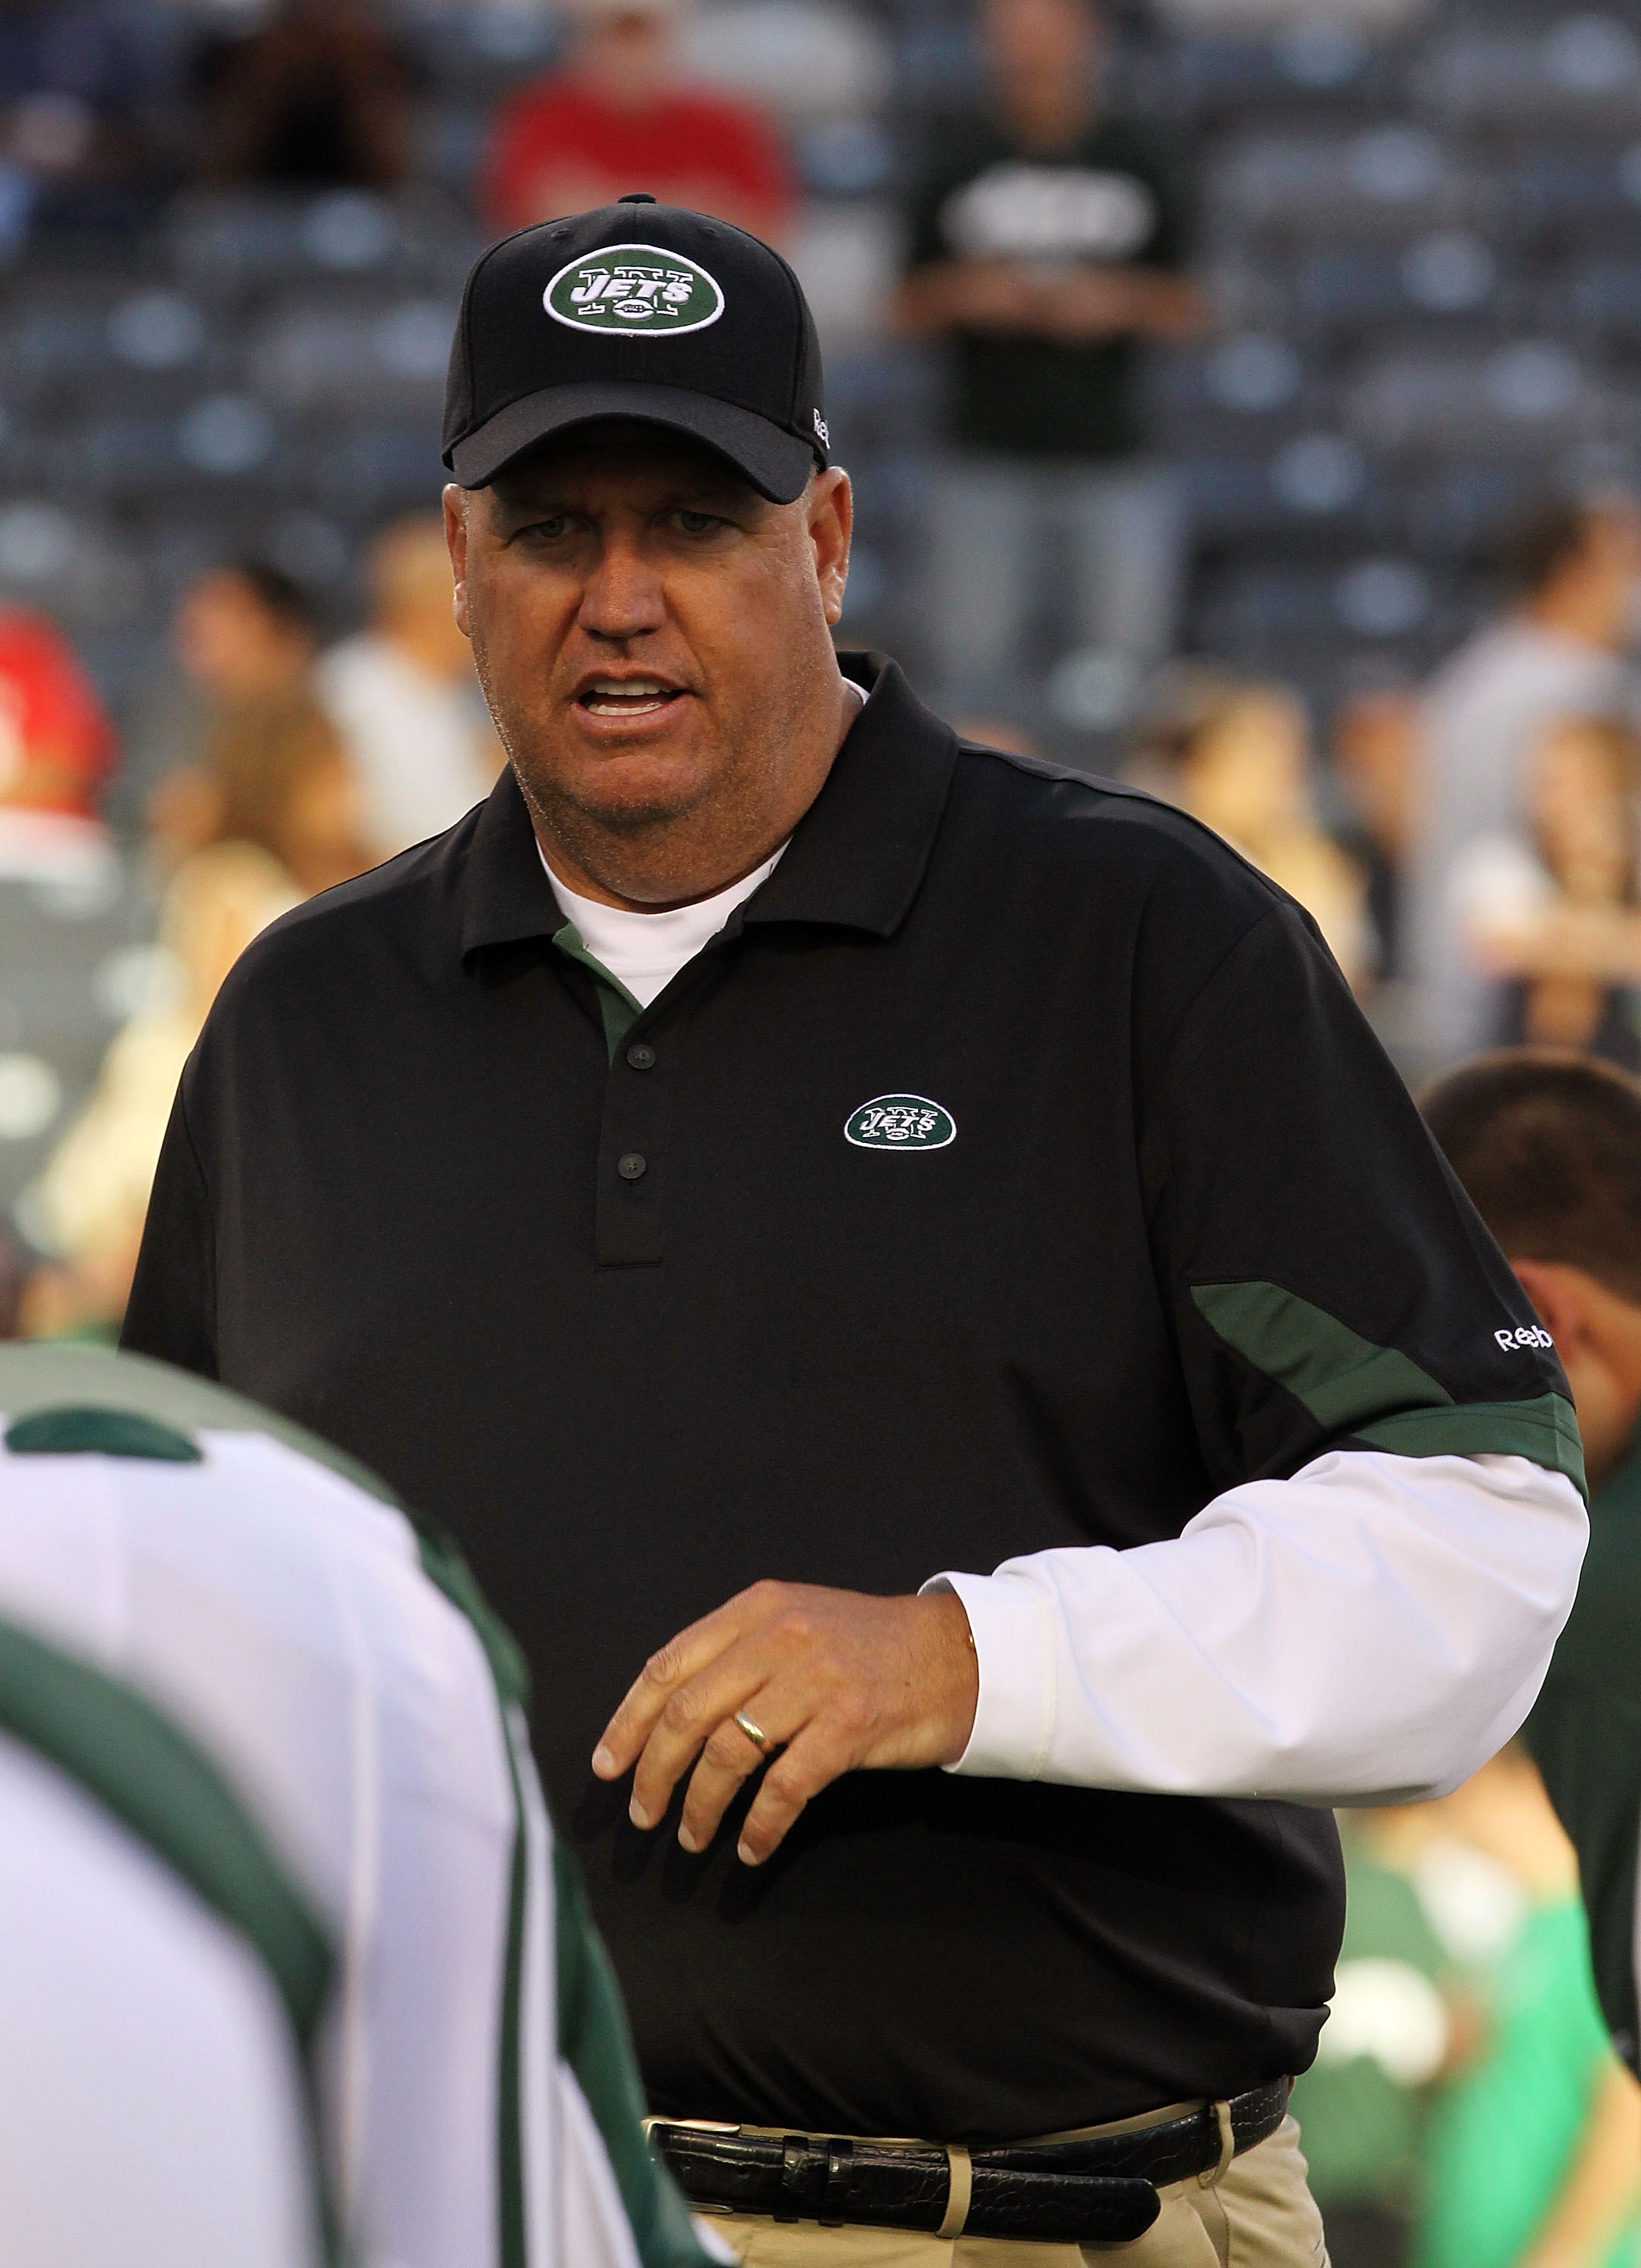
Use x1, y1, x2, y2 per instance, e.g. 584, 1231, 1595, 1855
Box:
544, 245, 725, 336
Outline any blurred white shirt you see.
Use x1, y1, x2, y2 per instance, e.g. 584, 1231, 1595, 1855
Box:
319, 634, 498, 860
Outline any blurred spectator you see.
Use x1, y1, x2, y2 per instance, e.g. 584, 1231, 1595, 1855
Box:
0, 4, 169, 226
1409, 1746, 1641, 2268
0, 606, 114, 819
193, 0, 413, 190
0, 606, 116, 879
142, 561, 318, 850
1424, 1052, 1641, 2087
1134, 669, 1373, 989
184, 689, 369, 897
1449, 717, 1641, 1070
480, 0, 795, 241
148, 575, 369, 897
1412, 496, 1641, 1064
898, 0, 1202, 720
954, 714, 1042, 758
1332, 683, 1421, 981
172, 562, 316, 708
1292, 1812, 1464, 2268
22, 841, 299, 1339
0, 1225, 23, 1339
318, 515, 502, 860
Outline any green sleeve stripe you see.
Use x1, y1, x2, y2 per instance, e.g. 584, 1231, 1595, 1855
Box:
1351, 1395, 1586, 1495
413, 1528, 532, 2268
0, 1615, 339, 2262
0, 1615, 333, 2044
553, 1839, 710, 2268
553, 923, 642, 1061
1190, 1279, 1587, 1498
1191, 1279, 1453, 1432
413, 1522, 531, 1714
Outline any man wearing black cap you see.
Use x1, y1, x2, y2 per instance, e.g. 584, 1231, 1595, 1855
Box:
125, 198, 1588, 2266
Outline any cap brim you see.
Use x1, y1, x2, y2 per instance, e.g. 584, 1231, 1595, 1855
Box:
448, 382, 817, 503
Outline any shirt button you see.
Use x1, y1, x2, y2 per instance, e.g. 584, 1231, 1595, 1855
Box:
617, 1152, 647, 1181
626, 1043, 656, 1070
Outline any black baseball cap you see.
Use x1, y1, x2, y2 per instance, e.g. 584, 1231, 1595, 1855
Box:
442, 194, 829, 503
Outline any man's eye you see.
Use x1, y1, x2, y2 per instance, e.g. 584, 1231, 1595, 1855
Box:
676, 511, 723, 534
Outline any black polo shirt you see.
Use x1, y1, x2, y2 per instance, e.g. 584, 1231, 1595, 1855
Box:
123, 655, 1577, 2143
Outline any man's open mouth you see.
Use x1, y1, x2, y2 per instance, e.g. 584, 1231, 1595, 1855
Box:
577, 677, 687, 718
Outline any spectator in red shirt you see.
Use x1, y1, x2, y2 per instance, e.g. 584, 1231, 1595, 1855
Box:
480, 0, 795, 244
0, 609, 114, 820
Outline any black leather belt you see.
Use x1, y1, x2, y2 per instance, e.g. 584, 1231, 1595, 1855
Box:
652, 2077, 1290, 2246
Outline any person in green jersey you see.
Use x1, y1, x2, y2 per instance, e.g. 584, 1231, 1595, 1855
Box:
1423, 1052, 1641, 2077
1290, 1817, 1460, 2268
1409, 1743, 1639, 2268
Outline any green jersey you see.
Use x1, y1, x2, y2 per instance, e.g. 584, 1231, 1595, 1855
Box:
1528, 1434, 1641, 2074
1291, 1842, 1452, 2214
1414, 1899, 1635, 2268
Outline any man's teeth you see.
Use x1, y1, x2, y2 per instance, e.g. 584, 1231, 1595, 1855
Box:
582, 680, 678, 715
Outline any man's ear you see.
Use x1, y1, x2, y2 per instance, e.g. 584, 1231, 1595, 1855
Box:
443, 484, 473, 640
808, 467, 852, 627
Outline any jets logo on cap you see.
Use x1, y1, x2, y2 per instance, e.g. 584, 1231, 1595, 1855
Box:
544, 243, 724, 336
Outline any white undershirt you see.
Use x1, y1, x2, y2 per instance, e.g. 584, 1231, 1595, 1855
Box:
537, 678, 866, 1009
544, 846, 786, 1009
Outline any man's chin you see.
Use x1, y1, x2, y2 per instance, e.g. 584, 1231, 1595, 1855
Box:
520, 744, 716, 836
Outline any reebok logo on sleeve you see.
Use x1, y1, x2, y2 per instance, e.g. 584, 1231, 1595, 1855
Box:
1494, 1325, 1554, 1351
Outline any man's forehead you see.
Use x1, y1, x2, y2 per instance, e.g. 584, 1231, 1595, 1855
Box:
487, 424, 765, 511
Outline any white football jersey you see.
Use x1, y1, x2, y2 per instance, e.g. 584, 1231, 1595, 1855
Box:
0, 1343, 711, 2268
0, 1630, 331, 2268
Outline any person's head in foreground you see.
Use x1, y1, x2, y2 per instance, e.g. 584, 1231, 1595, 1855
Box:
1423, 1049, 1641, 1488
442, 194, 852, 909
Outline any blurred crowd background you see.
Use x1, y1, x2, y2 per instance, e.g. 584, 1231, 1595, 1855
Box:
2, 0, 1641, 2260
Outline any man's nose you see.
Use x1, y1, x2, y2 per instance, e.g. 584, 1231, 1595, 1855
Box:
578, 538, 667, 643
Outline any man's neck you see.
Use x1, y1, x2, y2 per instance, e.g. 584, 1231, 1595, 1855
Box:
539, 831, 789, 916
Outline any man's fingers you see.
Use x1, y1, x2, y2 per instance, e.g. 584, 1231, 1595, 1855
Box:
734, 1724, 845, 1866
591, 1582, 786, 1778
675, 1694, 792, 1854
627, 1630, 820, 1829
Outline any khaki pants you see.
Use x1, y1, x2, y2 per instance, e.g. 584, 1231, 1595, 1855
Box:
706, 2115, 1329, 2268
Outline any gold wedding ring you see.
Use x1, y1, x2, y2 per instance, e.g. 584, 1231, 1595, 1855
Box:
734, 1709, 774, 1755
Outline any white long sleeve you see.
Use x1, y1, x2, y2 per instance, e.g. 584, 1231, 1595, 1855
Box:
926, 1449, 1587, 1805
